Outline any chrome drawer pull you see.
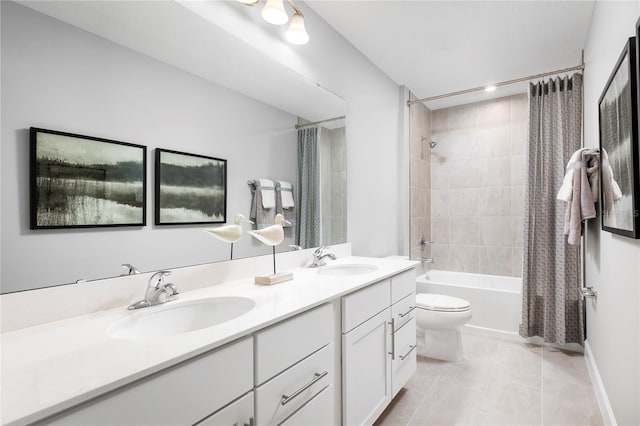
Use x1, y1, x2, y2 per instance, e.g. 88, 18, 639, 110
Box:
281, 371, 328, 406
399, 306, 416, 318
400, 345, 417, 361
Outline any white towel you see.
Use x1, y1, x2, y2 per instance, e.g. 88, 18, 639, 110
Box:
277, 181, 295, 209
259, 179, 276, 209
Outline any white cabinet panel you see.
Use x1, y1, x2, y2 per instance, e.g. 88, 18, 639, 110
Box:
342, 308, 392, 426
341, 280, 390, 333
255, 304, 333, 385
197, 392, 254, 426
391, 317, 417, 397
279, 385, 334, 426
390, 270, 416, 304
40, 337, 253, 426
256, 344, 333, 426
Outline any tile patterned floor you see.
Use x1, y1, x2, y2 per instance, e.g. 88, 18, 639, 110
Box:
374, 332, 603, 426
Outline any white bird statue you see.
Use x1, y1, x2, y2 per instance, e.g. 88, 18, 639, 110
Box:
204, 214, 249, 260
247, 214, 285, 247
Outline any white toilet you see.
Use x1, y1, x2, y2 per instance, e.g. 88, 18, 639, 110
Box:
415, 293, 472, 362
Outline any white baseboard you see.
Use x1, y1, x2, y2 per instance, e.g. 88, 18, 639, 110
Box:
584, 340, 617, 426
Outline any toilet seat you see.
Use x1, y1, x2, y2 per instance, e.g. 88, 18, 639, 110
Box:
416, 293, 470, 312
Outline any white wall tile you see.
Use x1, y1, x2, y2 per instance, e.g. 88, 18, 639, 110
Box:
450, 217, 481, 244
511, 155, 526, 186
480, 246, 513, 276
477, 126, 510, 158
449, 244, 480, 273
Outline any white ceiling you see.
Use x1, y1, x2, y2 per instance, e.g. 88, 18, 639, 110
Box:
308, 0, 595, 109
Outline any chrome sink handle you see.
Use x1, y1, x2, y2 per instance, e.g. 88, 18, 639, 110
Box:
309, 246, 337, 268
128, 270, 179, 310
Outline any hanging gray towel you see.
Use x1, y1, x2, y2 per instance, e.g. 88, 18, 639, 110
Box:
249, 179, 275, 229
563, 150, 598, 245
276, 181, 296, 228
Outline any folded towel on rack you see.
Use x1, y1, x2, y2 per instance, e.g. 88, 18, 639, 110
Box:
564, 150, 598, 245
275, 181, 296, 228
259, 179, 276, 209
557, 148, 600, 202
249, 179, 275, 229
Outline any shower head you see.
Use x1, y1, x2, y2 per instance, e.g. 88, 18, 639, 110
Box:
421, 136, 437, 149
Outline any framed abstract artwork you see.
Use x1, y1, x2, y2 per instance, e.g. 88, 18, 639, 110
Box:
598, 37, 640, 238
30, 127, 146, 229
155, 149, 227, 225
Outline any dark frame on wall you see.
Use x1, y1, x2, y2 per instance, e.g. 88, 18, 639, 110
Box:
598, 36, 640, 239
155, 149, 227, 226
30, 127, 147, 229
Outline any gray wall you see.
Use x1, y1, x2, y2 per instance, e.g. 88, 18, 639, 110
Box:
584, 1, 640, 424
429, 94, 527, 277
1, 2, 297, 292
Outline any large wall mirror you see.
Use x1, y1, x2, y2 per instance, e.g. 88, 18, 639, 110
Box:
1, 1, 347, 294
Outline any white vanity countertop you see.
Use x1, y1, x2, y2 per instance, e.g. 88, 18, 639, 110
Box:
0, 256, 416, 426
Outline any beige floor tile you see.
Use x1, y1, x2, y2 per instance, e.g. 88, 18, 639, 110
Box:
408, 379, 485, 426
491, 341, 543, 389
473, 377, 542, 425
415, 355, 448, 376
542, 376, 604, 426
375, 388, 427, 426
439, 357, 496, 392
460, 332, 503, 363
542, 347, 591, 386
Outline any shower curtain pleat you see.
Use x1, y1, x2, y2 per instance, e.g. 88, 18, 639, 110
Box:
520, 73, 584, 344
296, 127, 321, 248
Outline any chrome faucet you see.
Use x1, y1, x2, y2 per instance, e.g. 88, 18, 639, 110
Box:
121, 263, 141, 276
308, 246, 337, 268
128, 270, 179, 310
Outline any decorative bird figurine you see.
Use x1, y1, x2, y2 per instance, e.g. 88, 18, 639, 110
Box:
247, 214, 285, 247
204, 214, 249, 260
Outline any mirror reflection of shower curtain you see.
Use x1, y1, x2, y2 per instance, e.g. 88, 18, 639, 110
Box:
520, 73, 584, 344
296, 127, 321, 248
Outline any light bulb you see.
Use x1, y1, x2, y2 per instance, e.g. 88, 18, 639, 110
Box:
286, 12, 309, 44
484, 85, 496, 92
237, 0, 260, 5
261, 0, 288, 25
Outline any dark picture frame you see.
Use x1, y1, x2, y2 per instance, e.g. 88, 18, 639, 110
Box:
30, 127, 146, 229
155, 149, 227, 225
598, 37, 640, 238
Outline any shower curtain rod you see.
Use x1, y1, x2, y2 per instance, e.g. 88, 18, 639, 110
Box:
407, 58, 585, 107
295, 115, 346, 129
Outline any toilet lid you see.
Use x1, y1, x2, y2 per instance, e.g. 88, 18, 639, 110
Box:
416, 293, 470, 312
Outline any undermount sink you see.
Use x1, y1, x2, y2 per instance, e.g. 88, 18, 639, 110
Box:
107, 297, 255, 339
316, 263, 379, 276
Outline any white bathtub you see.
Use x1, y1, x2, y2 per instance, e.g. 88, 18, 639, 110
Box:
416, 270, 522, 335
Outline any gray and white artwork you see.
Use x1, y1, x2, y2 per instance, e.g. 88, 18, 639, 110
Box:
31, 130, 146, 228
599, 52, 635, 231
155, 150, 226, 224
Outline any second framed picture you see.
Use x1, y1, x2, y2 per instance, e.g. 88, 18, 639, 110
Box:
155, 149, 227, 225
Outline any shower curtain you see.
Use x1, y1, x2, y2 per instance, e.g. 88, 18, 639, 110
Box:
296, 127, 321, 248
520, 73, 584, 344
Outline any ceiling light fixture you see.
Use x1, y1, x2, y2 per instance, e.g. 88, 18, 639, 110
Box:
484, 85, 497, 92
239, 0, 309, 45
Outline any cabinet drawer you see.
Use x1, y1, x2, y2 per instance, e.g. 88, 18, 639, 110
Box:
255, 304, 333, 385
392, 317, 417, 396
391, 269, 416, 304
392, 292, 416, 331
196, 391, 254, 426
39, 337, 253, 426
256, 344, 333, 426
279, 384, 334, 426
342, 279, 390, 333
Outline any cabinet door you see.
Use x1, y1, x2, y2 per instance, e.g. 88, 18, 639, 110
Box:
391, 317, 417, 397
197, 392, 254, 426
342, 308, 392, 426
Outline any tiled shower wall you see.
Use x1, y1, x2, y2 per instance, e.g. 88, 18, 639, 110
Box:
320, 126, 347, 246
409, 94, 432, 261
430, 94, 527, 277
